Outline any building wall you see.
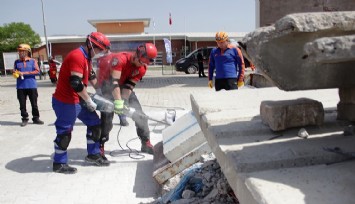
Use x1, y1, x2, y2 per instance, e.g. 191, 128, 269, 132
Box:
97, 22, 145, 34
259, 0, 355, 26
34, 39, 217, 65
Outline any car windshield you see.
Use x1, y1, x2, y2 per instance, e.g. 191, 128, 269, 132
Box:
186, 50, 200, 58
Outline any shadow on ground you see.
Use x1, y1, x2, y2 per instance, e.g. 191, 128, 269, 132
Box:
5, 148, 90, 173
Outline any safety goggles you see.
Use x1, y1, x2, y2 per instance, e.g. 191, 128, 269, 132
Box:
215, 37, 227, 42
139, 56, 154, 65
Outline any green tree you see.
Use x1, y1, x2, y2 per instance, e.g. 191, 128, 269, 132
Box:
0, 22, 41, 52
0, 22, 41, 73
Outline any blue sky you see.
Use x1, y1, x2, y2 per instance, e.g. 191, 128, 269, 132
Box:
1, 0, 256, 37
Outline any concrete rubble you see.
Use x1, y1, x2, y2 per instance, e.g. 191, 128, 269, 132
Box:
151, 11, 355, 204
240, 11, 355, 91
152, 154, 238, 204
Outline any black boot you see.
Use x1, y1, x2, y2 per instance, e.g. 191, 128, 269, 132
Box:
33, 118, 44, 125
141, 140, 154, 155
85, 154, 110, 166
100, 145, 108, 161
53, 163, 77, 174
20, 119, 28, 127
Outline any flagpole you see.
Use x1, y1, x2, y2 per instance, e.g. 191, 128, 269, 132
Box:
184, 16, 186, 57
169, 13, 172, 70
153, 18, 156, 65
153, 18, 156, 46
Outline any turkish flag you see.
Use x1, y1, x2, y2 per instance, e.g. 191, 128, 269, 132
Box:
169, 13, 172, 25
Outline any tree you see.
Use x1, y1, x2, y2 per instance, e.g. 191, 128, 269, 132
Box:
0, 22, 41, 72
0, 22, 41, 52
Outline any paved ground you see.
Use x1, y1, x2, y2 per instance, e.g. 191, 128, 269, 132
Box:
0, 69, 211, 204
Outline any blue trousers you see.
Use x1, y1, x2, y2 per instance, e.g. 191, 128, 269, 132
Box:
52, 97, 101, 164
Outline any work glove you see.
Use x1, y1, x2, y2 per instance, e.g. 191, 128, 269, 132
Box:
13, 71, 20, 79
237, 81, 244, 88
114, 99, 125, 114
208, 80, 213, 89
85, 97, 97, 112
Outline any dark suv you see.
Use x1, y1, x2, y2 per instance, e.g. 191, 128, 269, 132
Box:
175, 47, 214, 74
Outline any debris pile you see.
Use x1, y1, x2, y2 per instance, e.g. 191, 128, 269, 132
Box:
152, 155, 239, 204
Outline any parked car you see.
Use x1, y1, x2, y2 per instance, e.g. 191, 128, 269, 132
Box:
175, 46, 253, 75
42, 60, 62, 73
175, 47, 214, 74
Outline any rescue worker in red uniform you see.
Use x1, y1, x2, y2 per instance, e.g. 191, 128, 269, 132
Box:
48, 57, 58, 84
52, 32, 111, 174
96, 43, 158, 158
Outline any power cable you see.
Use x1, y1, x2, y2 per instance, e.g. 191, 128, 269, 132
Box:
109, 125, 145, 159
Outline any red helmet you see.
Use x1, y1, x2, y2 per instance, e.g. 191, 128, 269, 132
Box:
87, 32, 111, 50
136, 43, 157, 64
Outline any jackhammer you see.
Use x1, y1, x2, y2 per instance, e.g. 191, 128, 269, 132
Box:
88, 93, 174, 126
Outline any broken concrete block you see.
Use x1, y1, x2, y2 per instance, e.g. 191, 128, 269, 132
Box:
241, 11, 355, 91
162, 111, 209, 162
304, 34, 355, 63
260, 98, 324, 131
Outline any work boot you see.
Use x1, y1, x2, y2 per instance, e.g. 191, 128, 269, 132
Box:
20, 119, 28, 127
85, 154, 110, 166
141, 140, 154, 155
53, 163, 77, 174
33, 118, 44, 125
100, 146, 108, 161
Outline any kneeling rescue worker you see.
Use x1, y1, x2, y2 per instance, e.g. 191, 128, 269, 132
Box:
51, 32, 111, 174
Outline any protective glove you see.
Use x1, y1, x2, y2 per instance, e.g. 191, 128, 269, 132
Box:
237, 81, 244, 88
85, 97, 97, 112
208, 80, 213, 89
114, 99, 125, 114
13, 71, 20, 79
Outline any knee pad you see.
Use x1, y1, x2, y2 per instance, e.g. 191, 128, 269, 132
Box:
100, 133, 109, 144
87, 124, 101, 142
54, 133, 71, 150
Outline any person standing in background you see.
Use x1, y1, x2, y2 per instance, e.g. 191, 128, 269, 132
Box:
13, 44, 44, 127
208, 31, 244, 91
48, 57, 58, 85
197, 51, 207, 78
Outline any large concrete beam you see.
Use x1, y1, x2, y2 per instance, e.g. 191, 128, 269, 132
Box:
241, 11, 355, 91
190, 88, 355, 204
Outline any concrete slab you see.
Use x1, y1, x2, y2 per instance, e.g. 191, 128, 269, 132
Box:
243, 161, 355, 204
190, 87, 355, 204
153, 142, 211, 184
162, 111, 207, 162
240, 11, 355, 91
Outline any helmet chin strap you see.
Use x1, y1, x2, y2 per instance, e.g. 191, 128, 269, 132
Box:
87, 40, 96, 60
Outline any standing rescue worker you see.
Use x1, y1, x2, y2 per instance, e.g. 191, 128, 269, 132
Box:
208, 31, 244, 91
13, 44, 44, 127
52, 32, 111, 174
96, 43, 158, 158
48, 57, 58, 84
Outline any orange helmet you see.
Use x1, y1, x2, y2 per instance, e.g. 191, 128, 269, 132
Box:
136, 43, 158, 64
215, 31, 229, 42
17, 44, 31, 53
87, 32, 111, 50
